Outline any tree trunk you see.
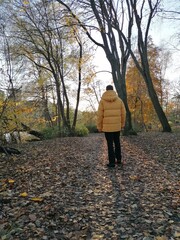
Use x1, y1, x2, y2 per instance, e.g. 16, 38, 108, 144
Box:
145, 73, 171, 132
72, 39, 82, 131
55, 76, 68, 130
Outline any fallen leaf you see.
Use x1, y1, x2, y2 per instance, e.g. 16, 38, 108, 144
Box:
91, 234, 104, 239
8, 179, 15, 184
29, 214, 37, 221
19, 192, 28, 197
31, 197, 43, 202
155, 236, 168, 240
129, 175, 140, 181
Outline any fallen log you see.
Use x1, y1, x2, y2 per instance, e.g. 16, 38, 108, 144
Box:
0, 146, 21, 155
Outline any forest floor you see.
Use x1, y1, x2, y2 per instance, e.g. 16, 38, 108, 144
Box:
0, 132, 179, 240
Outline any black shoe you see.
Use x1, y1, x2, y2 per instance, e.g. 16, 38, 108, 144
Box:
107, 163, 115, 168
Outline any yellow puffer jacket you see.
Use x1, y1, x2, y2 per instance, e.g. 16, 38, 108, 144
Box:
97, 90, 126, 132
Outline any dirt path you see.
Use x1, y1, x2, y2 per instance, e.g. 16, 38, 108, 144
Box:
0, 132, 179, 240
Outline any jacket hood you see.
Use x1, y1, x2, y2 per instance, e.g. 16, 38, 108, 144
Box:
101, 90, 118, 102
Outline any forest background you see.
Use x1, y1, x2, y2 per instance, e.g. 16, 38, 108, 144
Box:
0, 0, 179, 141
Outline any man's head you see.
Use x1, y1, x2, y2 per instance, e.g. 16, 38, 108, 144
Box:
106, 85, 113, 91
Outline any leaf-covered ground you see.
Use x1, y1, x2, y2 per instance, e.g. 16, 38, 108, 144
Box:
0, 132, 179, 240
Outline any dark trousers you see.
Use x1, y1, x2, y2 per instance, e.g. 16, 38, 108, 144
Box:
105, 131, 121, 164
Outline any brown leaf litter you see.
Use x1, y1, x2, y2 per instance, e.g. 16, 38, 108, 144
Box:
0, 132, 179, 240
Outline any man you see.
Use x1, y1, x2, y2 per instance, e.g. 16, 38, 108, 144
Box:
97, 85, 126, 167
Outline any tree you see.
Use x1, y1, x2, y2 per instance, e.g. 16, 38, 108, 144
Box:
57, 0, 172, 133
0, 22, 23, 133
56, 0, 135, 135
170, 79, 180, 122
28, 65, 54, 127
126, 39, 169, 130
127, 0, 171, 132
3, 0, 94, 133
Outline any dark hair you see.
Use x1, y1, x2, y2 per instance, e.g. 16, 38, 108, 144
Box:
106, 85, 113, 91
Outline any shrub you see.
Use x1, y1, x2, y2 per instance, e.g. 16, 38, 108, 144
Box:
41, 126, 59, 139
58, 127, 71, 137
85, 124, 98, 133
41, 125, 89, 139
74, 125, 89, 137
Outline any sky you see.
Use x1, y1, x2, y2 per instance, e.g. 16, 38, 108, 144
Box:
151, 1, 180, 85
